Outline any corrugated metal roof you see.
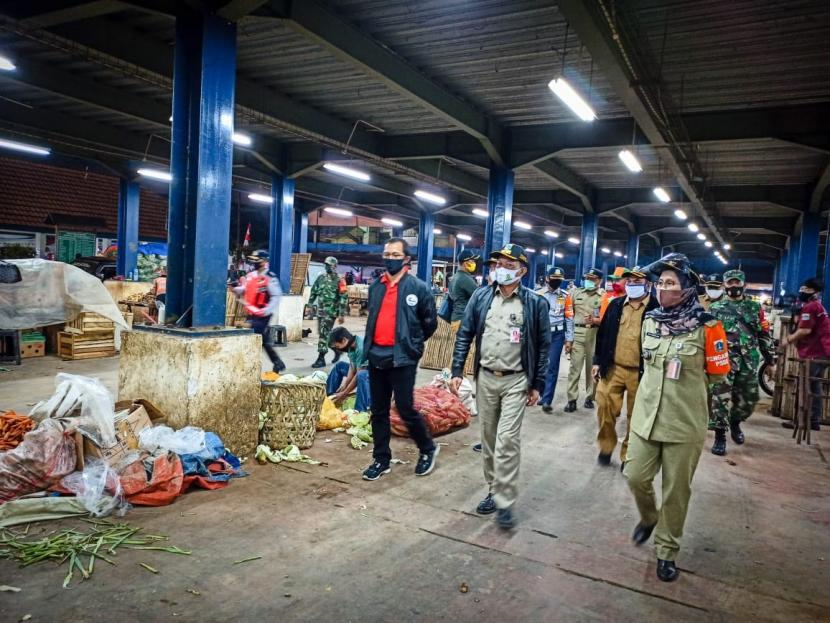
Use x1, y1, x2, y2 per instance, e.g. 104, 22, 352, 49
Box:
697, 139, 827, 185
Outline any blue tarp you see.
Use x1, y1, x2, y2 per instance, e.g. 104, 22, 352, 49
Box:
138, 242, 168, 256
178, 432, 246, 482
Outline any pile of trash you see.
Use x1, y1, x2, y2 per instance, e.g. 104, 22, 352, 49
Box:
0, 374, 246, 526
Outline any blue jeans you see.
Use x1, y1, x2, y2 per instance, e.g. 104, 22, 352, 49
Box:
326, 360, 371, 412
540, 329, 567, 406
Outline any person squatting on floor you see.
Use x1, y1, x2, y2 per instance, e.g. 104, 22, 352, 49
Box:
624, 253, 730, 583
536, 267, 568, 413
308, 256, 347, 369
326, 326, 371, 413
234, 250, 285, 373
708, 269, 775, 455
564, 268, 604, 412
451, 243, 550, 530
592, 267, 658, 469
362, 238, 439, 481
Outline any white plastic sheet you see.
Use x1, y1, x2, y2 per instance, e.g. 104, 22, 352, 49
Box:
139, 425, 206, 455
0, 258, 128, 330
60, 458, 130, 518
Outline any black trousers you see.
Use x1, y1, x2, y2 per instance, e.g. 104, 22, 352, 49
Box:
369, 364, 435, 465
250, 315, 284, 369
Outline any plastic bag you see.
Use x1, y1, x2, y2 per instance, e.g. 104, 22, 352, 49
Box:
430, 368, 476, 416
0, 419, 78, 504
60, 458, 129, 517
139, 425, 206, 455
318, 398, 346, 431
29, 373, 117, 448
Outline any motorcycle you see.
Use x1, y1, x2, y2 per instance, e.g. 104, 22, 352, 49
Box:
758, 337, 781, 397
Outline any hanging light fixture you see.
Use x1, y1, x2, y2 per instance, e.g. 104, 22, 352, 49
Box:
323, 162, 371, 182
653, 187, 671, 203
0, 138, 51, 156
673, 209, 687, 220
457, 233, 472, 241
544, 230, 559, 238
472, 208, 488, 218
514, 220, 532, 230
324, 206, 353, 217
381, 217, 403, 227
248, 193, 272, 204
414, 189, 447, 205
618, 149, 643, 173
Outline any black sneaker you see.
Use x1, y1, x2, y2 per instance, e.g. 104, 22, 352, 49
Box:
584, 399, 595, 409
272, 360, 286, 373
415, 444, 440, 476
362, 461, 390, 481
563, 400, 577, 413
632, 522, 656, 546
472, 443, 482, 453
597, 452, 612, 466
542, 404, 553, 413
496, 508, 515, 529
476, 494, 496, 515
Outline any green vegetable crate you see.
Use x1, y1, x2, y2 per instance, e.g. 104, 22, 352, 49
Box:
260, 381, 325, 450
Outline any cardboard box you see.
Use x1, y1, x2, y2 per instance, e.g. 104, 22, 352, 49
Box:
20, 341, 45, 358
76, 399, 165, 469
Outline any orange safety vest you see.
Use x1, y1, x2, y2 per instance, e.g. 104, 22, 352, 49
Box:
244, 272, 270, 309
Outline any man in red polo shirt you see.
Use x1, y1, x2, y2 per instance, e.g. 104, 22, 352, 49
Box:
362, 237, 439, 481
784, 277, 828, 432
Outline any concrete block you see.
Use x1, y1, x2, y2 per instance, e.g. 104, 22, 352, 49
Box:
118, 328, 260, 457
272, 294, 304, 342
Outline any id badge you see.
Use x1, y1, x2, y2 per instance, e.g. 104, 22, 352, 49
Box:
510, 327, 521, 343
666, 357, 682, 380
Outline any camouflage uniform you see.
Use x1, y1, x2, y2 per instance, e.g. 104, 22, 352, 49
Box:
308, 259, 347, 354
708, 273, 774, 430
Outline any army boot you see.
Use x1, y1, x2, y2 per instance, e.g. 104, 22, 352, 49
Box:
711, 429, 727, 456
311, 353, 327, 368
730, 421, 745, 444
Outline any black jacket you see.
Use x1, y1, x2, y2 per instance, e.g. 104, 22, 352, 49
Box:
451, 284, 551, 392
593, 295, 659, 379
364, 271, 437, 367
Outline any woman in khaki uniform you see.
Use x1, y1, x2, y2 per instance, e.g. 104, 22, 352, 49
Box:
624, 253, 730, 582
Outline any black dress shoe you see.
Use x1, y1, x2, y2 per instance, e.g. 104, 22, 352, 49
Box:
781, 420, 795, 429
597, 452, 611, 466
584, 399, 595, 409
811, 423, 821, 431
542, 405, 553, 413
730, 421, 745, 444
563, 400, 577, 413
632, 522, 656, 546
656, 558, 679, 582
711, 430, 727, 456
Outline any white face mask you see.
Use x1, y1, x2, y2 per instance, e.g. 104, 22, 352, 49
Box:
706, 288, 724, 300
625, 284, 647, 300
495, 266, 521, 285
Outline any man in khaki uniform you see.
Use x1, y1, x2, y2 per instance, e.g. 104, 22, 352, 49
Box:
451, 244, 550, 530
698, 274, 724, 311
564, 268, 604, 412
592, 267, 658, 468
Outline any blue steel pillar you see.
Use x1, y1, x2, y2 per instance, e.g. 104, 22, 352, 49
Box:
626, 232, 640, 266
269, 173, 295, 293
167, 8, 236, 326
292, 211, 308, 253
824, 213, 830, 309
787, 232, 801, 295
116, 179, 139, 278
392, 227, 404, 238
416, 211, 435, 283
483, 165, 514, 260
778, 246, 789, 297
577, 213, 598, 279
796, 213, 820, 289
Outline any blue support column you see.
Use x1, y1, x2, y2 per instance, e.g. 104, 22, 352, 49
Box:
116, 179, 139, 278
268, 173, 295, 293
576, 213, 598, 279
796, 213, 820, 289
601, 258, 609, 285
292, 211, 308, 253
483, 165, 514, 259
416, 211, 435, 283
824, 213, 830, 309
392, 227, 404, 238
787, 232, 801, 295
167, 8, 236, 326
778, 246, 790, 297
626, 232, 640, 266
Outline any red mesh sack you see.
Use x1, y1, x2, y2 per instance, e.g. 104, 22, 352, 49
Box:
390, 386, 471, 437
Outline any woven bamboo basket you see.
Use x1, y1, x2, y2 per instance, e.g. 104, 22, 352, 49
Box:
260, 381, 326, 449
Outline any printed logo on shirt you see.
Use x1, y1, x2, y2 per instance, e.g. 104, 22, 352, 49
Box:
802, 313, 810, 320
406, 294, 418, 307
715, 339, 725, 352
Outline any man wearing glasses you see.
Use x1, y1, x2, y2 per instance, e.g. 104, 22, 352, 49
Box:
362, 237, 439, 481
451, 244, 551, 529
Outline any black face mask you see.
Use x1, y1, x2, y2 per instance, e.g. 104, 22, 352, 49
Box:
798, 291, 814, 302
548, 278, 562, 290
726, 286, 744, 298
384, 258, 405, 275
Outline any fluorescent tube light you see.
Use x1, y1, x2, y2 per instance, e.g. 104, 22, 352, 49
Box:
324, 206, 353, 217
382, 217, 403, 227
555, 252, 564, 259
601, 247, 611, 254
456, 233, 472, 241
696, 233, 706, 241
653, 187, 671, 203
547, 77, 597, 122
248, 193, 272, 204
0, 138, 51, 156
541, 250, 549, 255
567, 237, 579, 245
618, 149, 643, 173
137, 167, 172, 182
323, 162, 371, 182
433, 228, 442, 235
514, 220, 532, 230
0, 56, 15, 71
688, 222, 700, 233
526, 248, 536, 253
544, 230, 559, 238
673, 209, 687, 220
705, 241, 713, 248
232, 132, 252, 146
613, 251, 622, 257
723, 243, 731, 250
414, 189, 447, 205
472, 208, 489, 218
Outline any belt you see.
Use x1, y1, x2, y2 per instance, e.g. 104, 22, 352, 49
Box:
551, 324, 565, 332
481, 366, 523, 377
574, 323, 597, 329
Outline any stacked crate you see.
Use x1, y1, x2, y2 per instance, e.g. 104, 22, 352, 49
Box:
58, 313, 116, 360
20, 330, 46, 358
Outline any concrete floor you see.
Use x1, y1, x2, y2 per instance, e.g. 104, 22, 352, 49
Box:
0, 317, 828, 622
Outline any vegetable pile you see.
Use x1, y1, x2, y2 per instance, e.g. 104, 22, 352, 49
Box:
0, 411, 35, 451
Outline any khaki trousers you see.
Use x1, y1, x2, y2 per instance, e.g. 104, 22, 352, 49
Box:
476, 370, 528, 509
624, 432, 704, 561
567, 326, 597, 402
596, 364, 639, 461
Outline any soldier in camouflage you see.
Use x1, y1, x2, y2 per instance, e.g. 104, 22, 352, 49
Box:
708, 269, 775, 455
308, 256, 347, 368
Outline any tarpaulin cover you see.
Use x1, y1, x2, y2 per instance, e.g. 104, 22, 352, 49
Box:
390, 386, 471, 438
0, 258, 128, 330
138, 242, 167, 256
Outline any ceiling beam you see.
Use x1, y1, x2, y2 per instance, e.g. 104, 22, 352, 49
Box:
10, 0, 127, 28
257, 0, 505, 165
216, 0, 271, 21
531, 160, 594, 213
809, 159, 830, 213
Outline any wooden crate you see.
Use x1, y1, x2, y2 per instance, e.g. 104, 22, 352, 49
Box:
290, 253, 311, 295
58, 332, 116, 360
65, 312, 115, 335
20, 341, 45, 358
225, 289, 247, 327
420, 318, 475, 376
